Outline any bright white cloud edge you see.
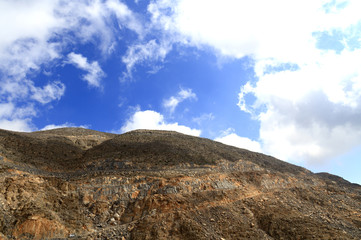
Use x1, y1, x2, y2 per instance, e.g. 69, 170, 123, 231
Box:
120, 110, 201, 136
41, 123, 89, 131
0, 119, 33, 132
214, 132, 262, 153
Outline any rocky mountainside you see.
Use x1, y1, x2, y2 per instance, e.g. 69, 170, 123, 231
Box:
0, 128, 360, 240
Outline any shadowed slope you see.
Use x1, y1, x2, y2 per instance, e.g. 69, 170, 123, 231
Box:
0, 128, 308, 174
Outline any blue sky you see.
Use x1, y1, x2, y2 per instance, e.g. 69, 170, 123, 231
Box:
1, 0, 361, 184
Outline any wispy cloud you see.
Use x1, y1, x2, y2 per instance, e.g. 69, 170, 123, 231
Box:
67, 52, 105, 88
31, 81, 65, 104
163, 88, 197, 113
192, 113, 214, 125
122, 40, 171, 80
0, 0, 142, 131
106, 0, 143, 36
41, 122, 89, 131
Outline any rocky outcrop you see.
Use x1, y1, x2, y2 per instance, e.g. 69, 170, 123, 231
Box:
0, 128, 360, 239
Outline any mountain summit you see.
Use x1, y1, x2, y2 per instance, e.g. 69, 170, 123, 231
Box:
0, 128, 360, 239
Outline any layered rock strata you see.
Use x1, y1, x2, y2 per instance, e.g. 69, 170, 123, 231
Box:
0, 128, 360, 239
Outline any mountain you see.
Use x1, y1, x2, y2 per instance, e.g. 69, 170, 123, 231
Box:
0, 128, 360, 240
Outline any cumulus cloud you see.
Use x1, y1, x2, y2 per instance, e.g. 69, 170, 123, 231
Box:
0, 119, 33, 132
0, 0, 85, 81
163, 88, 197, 113
147, 0, 325, 61
0, 103, 35, 132
120, 110, 201, 136
67, 53, 105, 88
239, 49, 361, 163
214, 131, 262, 153
146, 0, 361, 164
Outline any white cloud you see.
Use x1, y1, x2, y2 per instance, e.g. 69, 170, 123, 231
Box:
0, 103, 35, 132
41, 122, 89, 131
122, 39, 171, 79
163, 88, 197, 113
192, 113, 214, 125
146, 0, 361, 165
0, 0, 63, 56
106, 0, 143, 36
67, 52, 105, 88
31, 81, 65, 104
120, 110, 201, 136
215, 132, 261, 153
147, 0, 326, 62
0, 103, 15, 118
57, 0, 143, 55
0, 119, 33, 132
239, 49, 361, 163
0, 0, 142, 130
1, 0, 360, 168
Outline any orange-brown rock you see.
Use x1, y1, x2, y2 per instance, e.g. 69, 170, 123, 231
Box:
0, 232, 7, 240
0, 128, 360, 239
13, 216, 68, 240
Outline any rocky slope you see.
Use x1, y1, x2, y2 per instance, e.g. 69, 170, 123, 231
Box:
0, 128, 360, 240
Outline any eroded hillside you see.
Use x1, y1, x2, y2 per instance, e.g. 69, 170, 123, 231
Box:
0, 128, 360, 239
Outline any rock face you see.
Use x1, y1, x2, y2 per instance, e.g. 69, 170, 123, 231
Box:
0, 128, 360, 239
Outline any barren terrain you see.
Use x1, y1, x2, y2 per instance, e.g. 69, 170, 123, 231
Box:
0, 128, 360, 239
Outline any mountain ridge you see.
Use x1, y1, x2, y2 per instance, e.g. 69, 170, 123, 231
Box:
0, 128, 360, 239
